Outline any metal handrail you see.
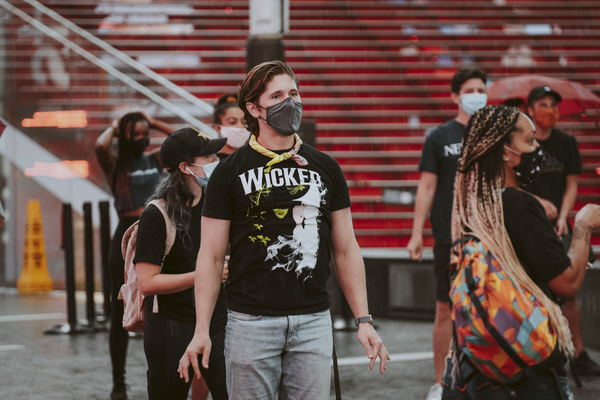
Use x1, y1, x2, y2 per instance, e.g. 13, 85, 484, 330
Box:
0, 0, 219, 137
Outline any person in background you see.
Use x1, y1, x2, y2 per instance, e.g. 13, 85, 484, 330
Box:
95, 111, 175, 400
136, 128, 228, 400
212, 97, 249, 159
216, 92, 238, 106
407, 67, 488, 400
525, 85, 600, 376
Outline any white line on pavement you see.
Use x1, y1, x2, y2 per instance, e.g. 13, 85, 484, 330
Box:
336, 351, 433, 366
0, 345, 25, 351
0, 313, 65, 322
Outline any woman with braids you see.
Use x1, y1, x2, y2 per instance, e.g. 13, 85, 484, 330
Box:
445, 104, 600, 399
135, 127, 228, 400
95, 111, 175, 400
212, 93, 249, 159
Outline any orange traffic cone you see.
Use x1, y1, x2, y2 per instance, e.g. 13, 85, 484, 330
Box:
17, 200, 53, 293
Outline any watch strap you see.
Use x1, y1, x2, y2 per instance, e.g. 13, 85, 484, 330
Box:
355, 315, 373, 327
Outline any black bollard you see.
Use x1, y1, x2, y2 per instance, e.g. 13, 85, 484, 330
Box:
43, 203, 80, 334
64, 203, 77, 328
99, 201, 111, 319
83, 202, 95, 328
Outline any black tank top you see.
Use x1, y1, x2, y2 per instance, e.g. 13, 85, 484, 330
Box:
113, 154, 162, 213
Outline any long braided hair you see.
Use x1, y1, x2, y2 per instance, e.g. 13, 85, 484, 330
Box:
451, 104, 573, 356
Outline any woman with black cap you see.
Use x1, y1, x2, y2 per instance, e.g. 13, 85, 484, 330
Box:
95, 111, 175, 400
134, 127, 228, 400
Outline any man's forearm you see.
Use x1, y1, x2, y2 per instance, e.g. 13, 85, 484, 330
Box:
194, 254, 224, 333
559, 179, 578, 221
334, 246, 369, 319
411, 180, 435, 236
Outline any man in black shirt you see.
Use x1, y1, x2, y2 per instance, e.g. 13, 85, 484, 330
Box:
179, 61, 389, 399
525, 85, 600, 376
407, 68, 488, 400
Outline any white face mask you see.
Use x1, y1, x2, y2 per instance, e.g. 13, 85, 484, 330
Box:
460, 92, 488, 116
187, 160, 220, 187
219, 125, 250, 149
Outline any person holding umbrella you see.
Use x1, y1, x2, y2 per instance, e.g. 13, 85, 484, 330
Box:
524, 85, 600, 376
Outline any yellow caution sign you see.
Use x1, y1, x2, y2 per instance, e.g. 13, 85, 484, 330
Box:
17, 200, 53, 293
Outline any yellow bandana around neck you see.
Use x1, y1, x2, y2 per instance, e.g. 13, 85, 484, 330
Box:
249, 134, 307, 173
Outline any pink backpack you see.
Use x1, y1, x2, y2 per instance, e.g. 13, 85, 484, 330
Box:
118, 199, 176, 332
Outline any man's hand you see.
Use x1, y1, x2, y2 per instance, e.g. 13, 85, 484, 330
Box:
538, 198, 559, 222
357, 324, 390, 373
178, 332, 212, 383
555, 217, 569, 237
407, 234, 423, 261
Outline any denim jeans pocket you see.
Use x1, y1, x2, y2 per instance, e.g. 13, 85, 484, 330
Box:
227, 310, 262, 321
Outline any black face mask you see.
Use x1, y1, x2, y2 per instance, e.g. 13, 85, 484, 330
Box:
505, 145, 543, 186
129, 137, 149, 156
257, 97, 303, 137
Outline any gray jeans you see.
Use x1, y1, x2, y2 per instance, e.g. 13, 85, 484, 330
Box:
225, 309, 332, 400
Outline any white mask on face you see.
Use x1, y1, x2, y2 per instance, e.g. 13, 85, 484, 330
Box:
187, 160, 220, 187
200, 160, 219, 178
460, 93, 488, 116
219, 125, 250, 149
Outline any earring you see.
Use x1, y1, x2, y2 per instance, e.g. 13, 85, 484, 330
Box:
504, 158, 508, 161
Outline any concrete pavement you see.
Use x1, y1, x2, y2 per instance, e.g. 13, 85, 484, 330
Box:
1, 288, 599, 400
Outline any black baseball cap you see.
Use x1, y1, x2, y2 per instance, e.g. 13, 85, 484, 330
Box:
160, 127, 227, 173
527, 86, 562, 106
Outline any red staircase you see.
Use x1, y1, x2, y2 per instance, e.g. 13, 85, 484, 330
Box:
5, 0, 600, 249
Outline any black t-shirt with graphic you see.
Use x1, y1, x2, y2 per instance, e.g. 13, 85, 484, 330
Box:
203, 143, 352, 316
524, 129, 582, 210
113, 154, 162, 213
134, 197, 227, 333
419, 120, 465, 244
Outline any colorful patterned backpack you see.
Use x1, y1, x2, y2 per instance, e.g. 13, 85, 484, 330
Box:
449, 237, 560, 383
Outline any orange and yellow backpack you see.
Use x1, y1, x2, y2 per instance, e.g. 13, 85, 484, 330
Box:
449, 237, 561, 384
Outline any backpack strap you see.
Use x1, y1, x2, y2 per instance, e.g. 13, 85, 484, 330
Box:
451, 235, 475, 257
332, 329, 342, 400
147, 199, 177, 258
146, 199, 177, 314
121, 221, 139, 260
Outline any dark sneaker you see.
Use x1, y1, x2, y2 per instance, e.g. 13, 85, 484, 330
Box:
574, 350, 600, 376
110, 382, 128, 400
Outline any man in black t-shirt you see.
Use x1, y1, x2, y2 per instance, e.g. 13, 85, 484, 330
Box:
179, 61, 389, 399
525, 86, 600, 376
407, 68, 488, 400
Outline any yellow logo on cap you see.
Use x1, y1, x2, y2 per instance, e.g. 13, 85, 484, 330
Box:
192, 128, 207, 139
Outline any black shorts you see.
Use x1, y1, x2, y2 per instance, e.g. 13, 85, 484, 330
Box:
434, 243, 452, 303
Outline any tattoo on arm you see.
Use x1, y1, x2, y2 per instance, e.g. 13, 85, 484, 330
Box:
573, 221, 592, 247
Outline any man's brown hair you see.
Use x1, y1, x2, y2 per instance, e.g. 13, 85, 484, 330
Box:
238, 61, 298, 136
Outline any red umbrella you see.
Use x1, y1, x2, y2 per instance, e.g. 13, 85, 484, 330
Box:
487, 74, 600, 117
